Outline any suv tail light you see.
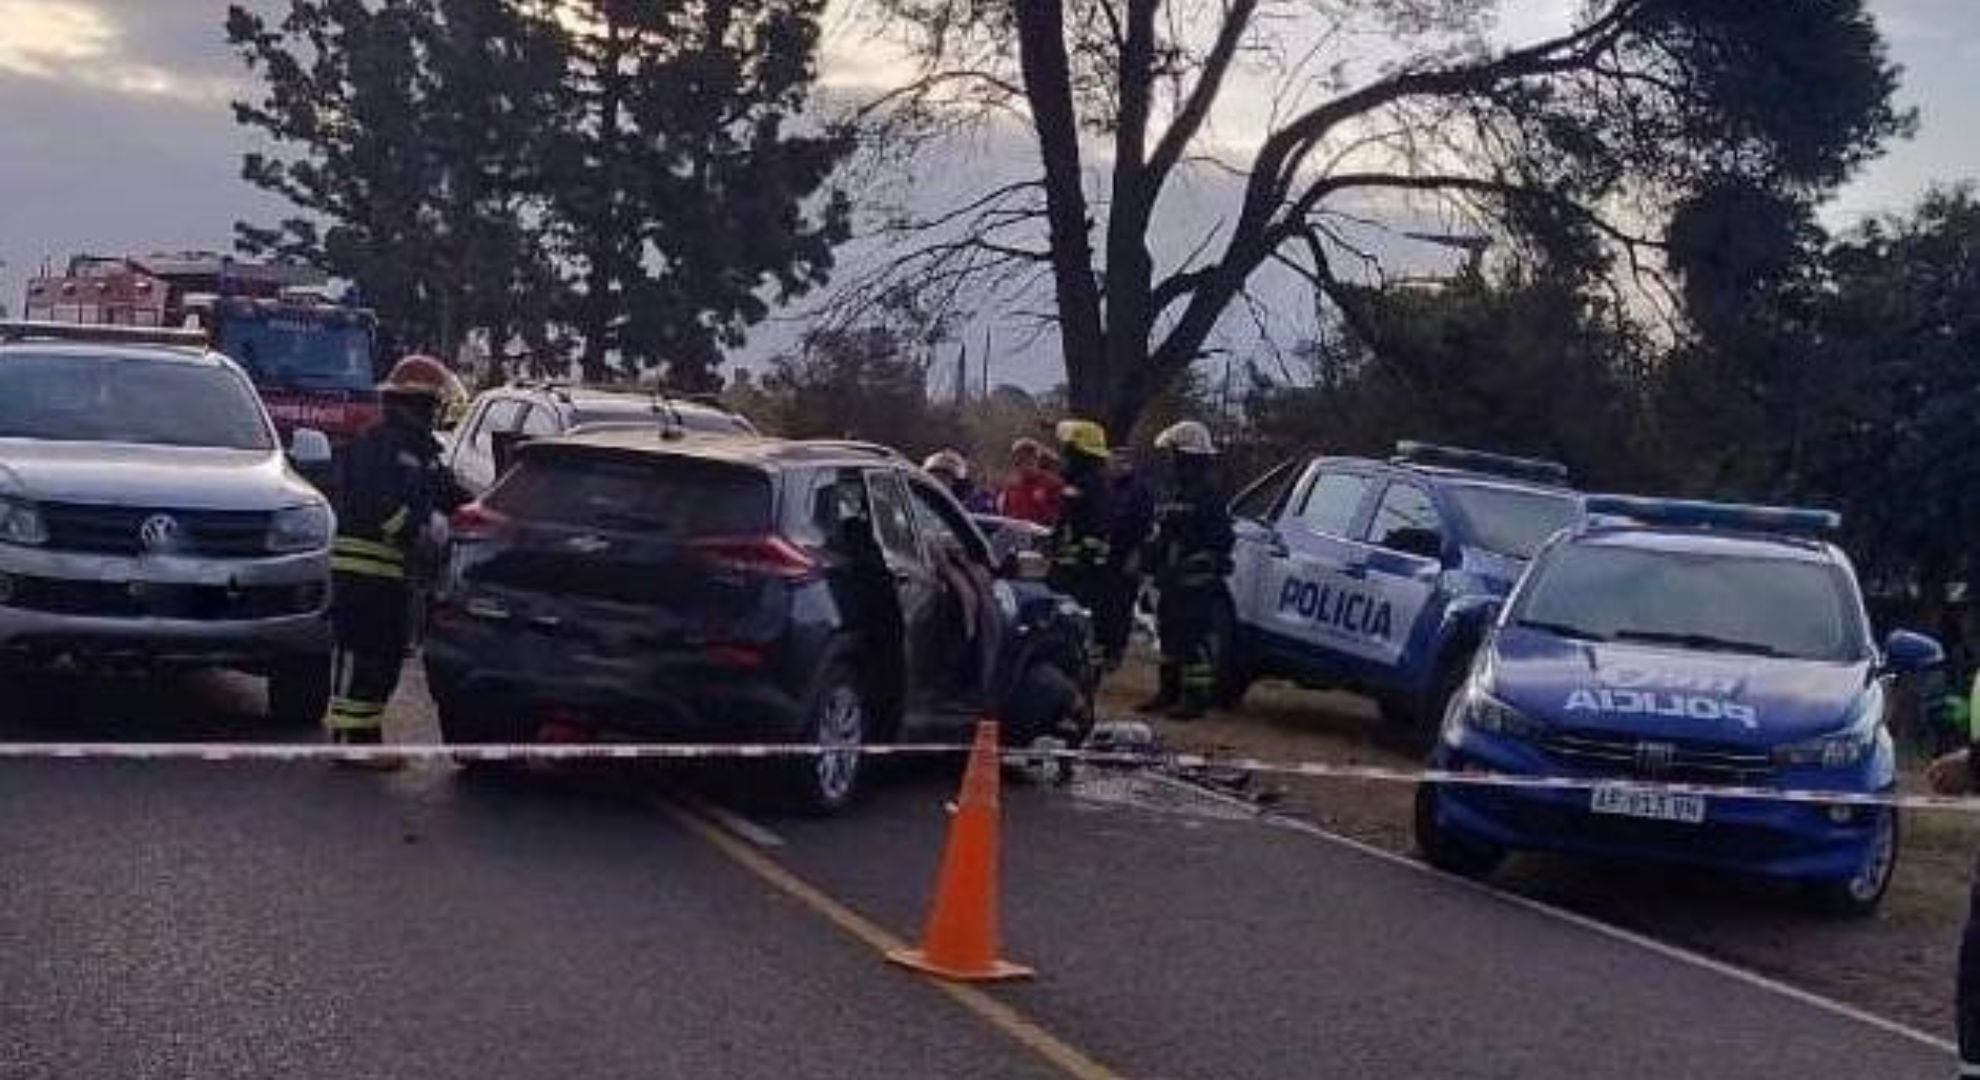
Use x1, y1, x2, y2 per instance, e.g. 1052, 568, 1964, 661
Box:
691, 535, 817, 579
450, 501, 508, 542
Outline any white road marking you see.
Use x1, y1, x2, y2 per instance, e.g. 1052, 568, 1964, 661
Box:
691, 799, 786, 849
1142, 773, 1957, 1057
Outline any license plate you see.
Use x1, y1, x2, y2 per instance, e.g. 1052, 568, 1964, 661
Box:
1590, 785, 1706, 824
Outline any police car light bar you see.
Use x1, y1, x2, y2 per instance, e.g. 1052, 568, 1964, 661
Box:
1392, 441, 1570, 485
1582, 495, 1841, 536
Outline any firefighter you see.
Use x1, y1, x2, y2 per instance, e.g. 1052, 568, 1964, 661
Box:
1139, 420, 1235, 720
323, 354, 465, 762
1048, 419, 1115, 669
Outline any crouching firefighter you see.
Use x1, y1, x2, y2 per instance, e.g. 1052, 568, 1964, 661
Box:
1139, 421, 1234, 720
323, 355, 466, 762
1049, 419, 1115, 673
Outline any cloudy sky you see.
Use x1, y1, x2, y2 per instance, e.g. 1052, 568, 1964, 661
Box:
1, 0, 1975, 383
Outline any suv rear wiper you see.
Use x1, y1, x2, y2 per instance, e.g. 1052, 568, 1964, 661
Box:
1514, 619, 1609, 643
1612, 629, 1781, 656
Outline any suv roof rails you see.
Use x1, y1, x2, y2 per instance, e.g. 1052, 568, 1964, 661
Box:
0, 320, 209, 350
1392, 440, 1570, 485
789, 439, 905, 460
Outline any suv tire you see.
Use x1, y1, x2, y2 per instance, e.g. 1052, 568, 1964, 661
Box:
267, 654, 331, 729
1005, 661, 1091, 747
780, 661, 867, 814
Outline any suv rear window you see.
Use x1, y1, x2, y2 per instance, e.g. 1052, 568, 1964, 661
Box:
487, 452, 770, 537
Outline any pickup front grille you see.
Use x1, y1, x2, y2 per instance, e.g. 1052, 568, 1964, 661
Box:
39, 503, 276, 558
1, 575, 325, 620
1540, 729, 1775, 784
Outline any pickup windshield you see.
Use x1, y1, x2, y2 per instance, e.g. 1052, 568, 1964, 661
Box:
0, 352, 273, 450
217, 313, 374, 392
1512, 542, 1865, 662
1445, 484, 1583, 559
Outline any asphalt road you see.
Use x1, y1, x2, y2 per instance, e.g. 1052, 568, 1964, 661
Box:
0, 669, 1956, 1079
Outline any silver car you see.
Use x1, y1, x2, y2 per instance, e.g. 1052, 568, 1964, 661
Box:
0, 323, 336, 724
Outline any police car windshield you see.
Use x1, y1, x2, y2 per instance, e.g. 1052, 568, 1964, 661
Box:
1512, 544, 1865, 662
0, 352, 274, 451
1444, 484, 1582, 559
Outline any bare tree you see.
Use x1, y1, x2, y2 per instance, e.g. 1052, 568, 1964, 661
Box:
847, 0, 1909, 436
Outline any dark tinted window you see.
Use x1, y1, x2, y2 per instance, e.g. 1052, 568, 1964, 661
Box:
1294, 471, 1370, 537
217, 316, 373, 392
1513, 543, 1864, 661
865, 469, 922, 563
0, 352, 272, 450
1367, 482, 1442, 555
1446, 484, 1583, 559
487, 452, 770, 538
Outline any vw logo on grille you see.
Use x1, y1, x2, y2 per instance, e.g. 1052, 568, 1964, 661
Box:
138, 514, 182, 552
1634, 741, 1677, 774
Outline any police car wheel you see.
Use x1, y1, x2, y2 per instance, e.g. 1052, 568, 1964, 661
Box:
1413, 785, 1504, 879
266, 654, 331, 729
1810, 807, 1899, 917
1208, 600, 1252, 709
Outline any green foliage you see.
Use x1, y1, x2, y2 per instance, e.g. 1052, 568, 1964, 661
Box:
227, 0, 851, 381
1246, 267, 1653, 489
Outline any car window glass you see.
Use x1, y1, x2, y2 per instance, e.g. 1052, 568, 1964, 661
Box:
906, 476, 991, 565
1367, 482, 1443, 554
519, 404, 559, 437
864, 470, 922, 564
1231, 459, 1300, 522
1293, 471, 1370, 537
469, 399, 523, 459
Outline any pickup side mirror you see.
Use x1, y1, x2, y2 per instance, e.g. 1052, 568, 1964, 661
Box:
289, 427, 333, 471
490, 429, 533, 476
1883, 629, 1944, 675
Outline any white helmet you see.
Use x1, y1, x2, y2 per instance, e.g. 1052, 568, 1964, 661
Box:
1154, 420, 1216, 456
922, 448, 969, 481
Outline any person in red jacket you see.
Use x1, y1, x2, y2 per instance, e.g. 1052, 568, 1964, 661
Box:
998, 437, 1063, 525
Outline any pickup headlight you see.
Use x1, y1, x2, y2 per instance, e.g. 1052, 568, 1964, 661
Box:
0, 494, 48, 547
1452, 683, 1549, 741
1773, 685, 1882, 769
268, 502, 334, 554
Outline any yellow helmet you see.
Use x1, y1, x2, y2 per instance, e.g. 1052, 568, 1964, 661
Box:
1054, 418, 1109, 460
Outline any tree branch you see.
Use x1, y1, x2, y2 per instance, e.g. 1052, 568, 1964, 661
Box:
1146, 0, 1258, 191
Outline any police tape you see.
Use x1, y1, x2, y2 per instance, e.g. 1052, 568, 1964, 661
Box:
2, 737, 1978, 814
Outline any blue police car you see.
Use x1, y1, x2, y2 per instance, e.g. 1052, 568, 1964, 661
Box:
1413, 495, 1944, 914
1220, 442, 1584, 729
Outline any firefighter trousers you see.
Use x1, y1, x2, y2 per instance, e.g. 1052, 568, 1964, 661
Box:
325, 571, 413, 743
1155, 580, 1216, 706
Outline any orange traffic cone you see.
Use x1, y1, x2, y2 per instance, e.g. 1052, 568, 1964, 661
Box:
887, 719, 1035, 982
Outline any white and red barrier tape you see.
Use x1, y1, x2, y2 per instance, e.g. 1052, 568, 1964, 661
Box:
2, 738, 1977, 813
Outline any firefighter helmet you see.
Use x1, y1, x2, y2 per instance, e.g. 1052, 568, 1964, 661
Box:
1154, 420, 1217, 456
922, 449, 969, 482
378, 354, 462, 404
1054, 418, 1110, 461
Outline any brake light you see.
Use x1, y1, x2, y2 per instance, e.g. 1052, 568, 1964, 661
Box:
691, 536, 817, 579
450, 501, 508, 541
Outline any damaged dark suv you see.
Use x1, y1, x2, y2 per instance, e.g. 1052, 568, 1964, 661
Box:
422, 429, 1098, 810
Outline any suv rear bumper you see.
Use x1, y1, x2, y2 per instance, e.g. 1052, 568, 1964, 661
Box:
0, 544, 331, 667
423, 643, 808, 742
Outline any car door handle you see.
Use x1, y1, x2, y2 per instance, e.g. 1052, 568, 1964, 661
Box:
1265, 532, 1290, 558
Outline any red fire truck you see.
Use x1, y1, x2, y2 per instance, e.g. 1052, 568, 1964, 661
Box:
24, 254, 384, 445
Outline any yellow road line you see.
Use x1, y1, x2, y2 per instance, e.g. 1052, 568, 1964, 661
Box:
662, 801, 1125, 1080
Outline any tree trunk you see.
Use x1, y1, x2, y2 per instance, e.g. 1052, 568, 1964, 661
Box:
1013, 1, 1106, 418
1099, 0, 1160, 445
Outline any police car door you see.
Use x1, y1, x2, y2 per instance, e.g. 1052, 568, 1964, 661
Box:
1244, 464, 1383, 669
1354, 480, 1448, 671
